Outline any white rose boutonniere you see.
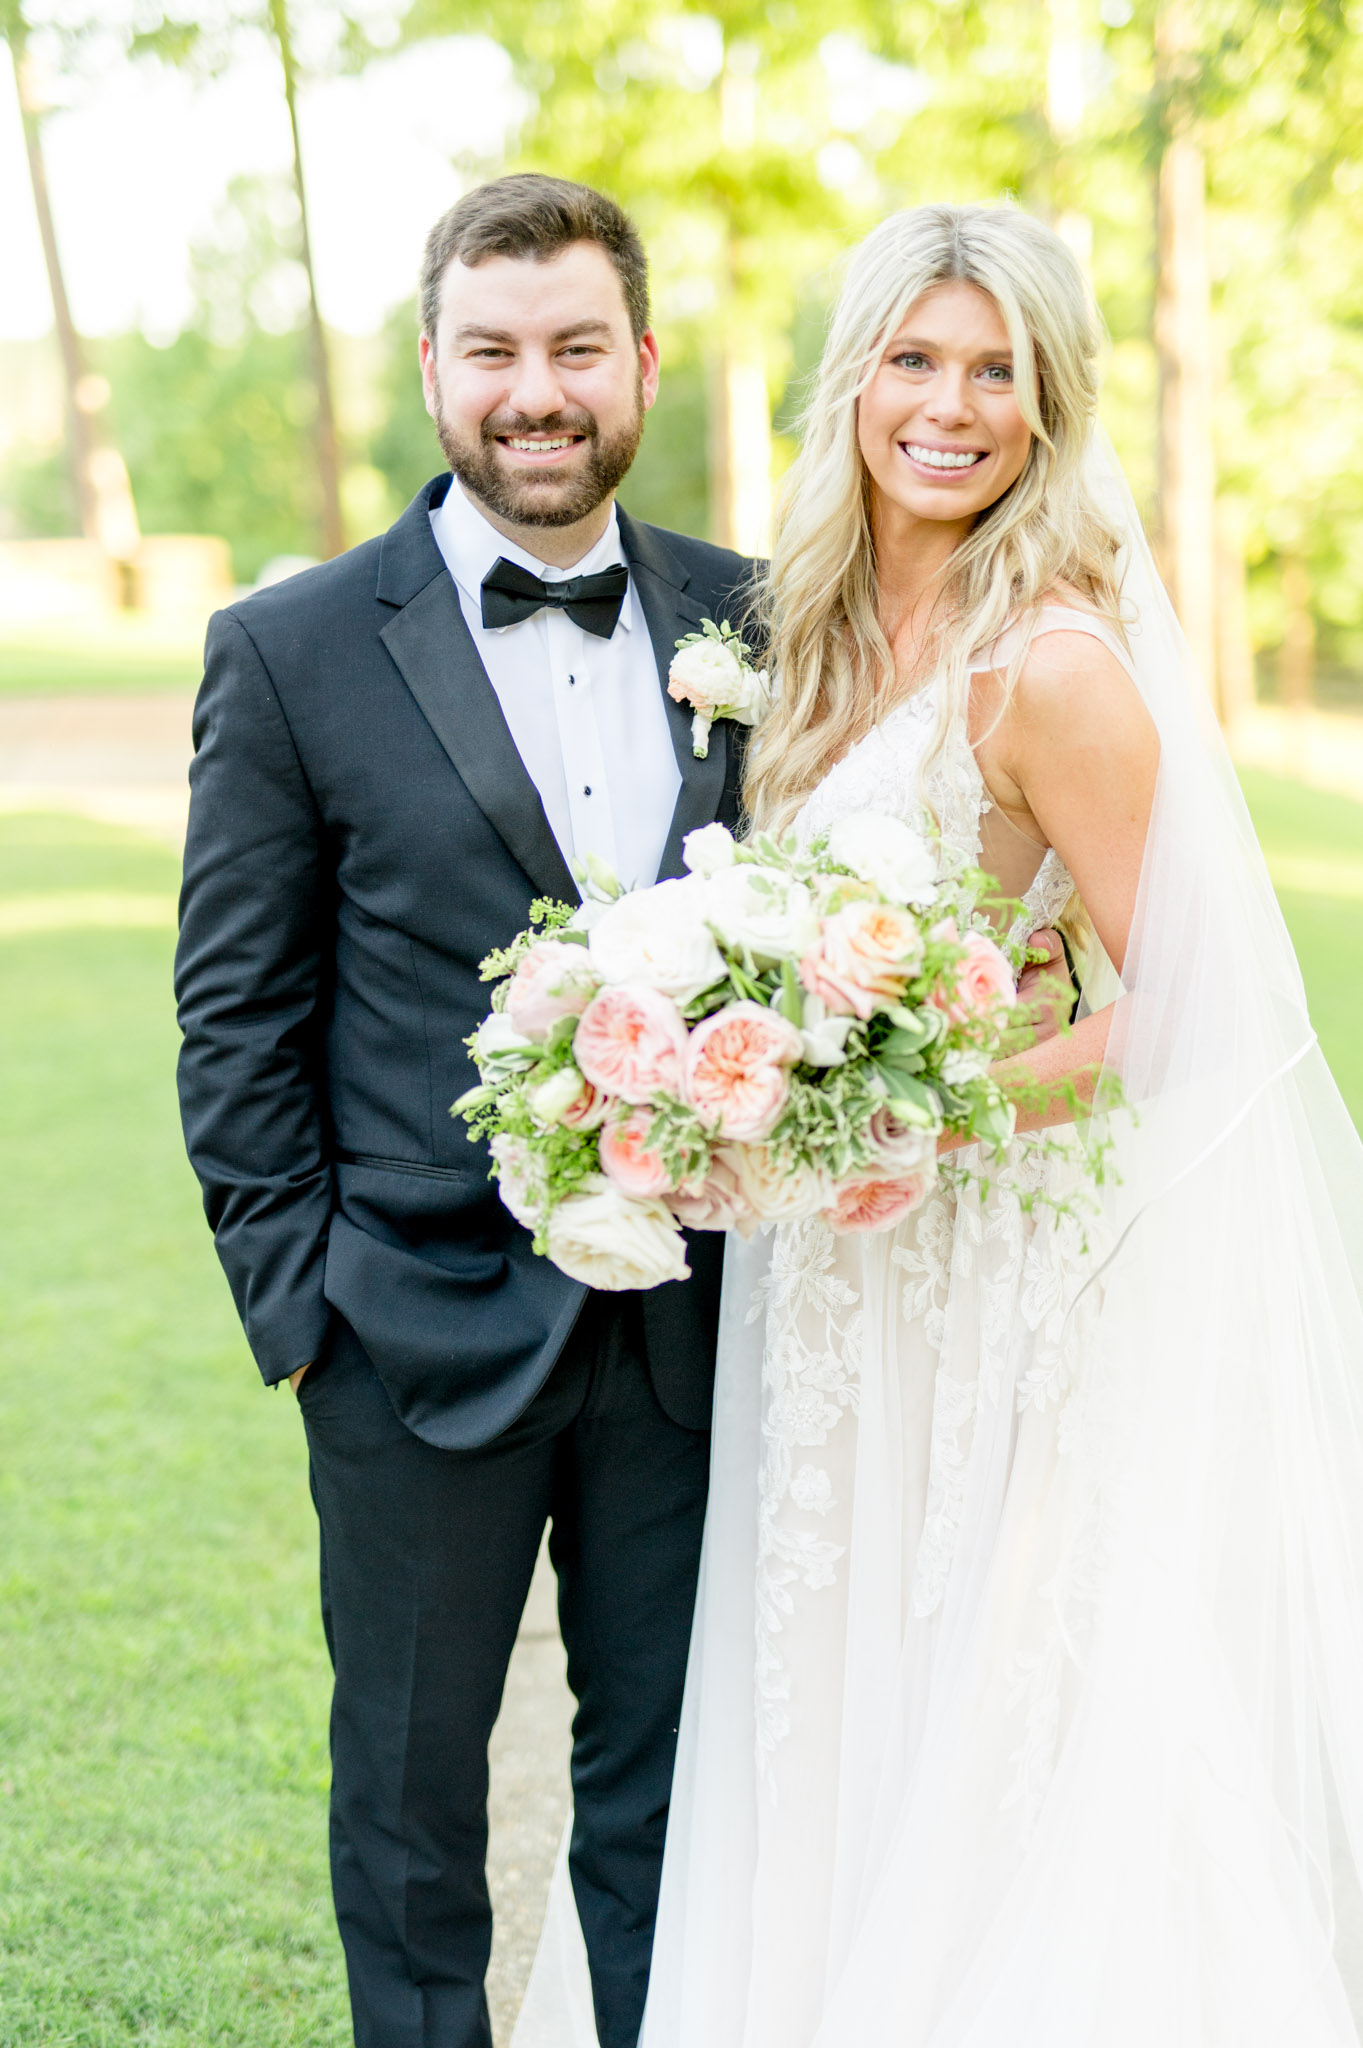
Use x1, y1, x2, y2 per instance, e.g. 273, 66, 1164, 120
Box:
668, 618, 770, 759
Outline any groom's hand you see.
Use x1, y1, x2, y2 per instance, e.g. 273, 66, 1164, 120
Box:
289, 1363, 311, 1394
1016, 928, 1073, 1044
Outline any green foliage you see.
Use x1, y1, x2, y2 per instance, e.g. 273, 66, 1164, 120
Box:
101, 326, 317, 585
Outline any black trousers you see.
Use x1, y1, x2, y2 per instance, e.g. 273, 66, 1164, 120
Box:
298, 1298, 711, 2048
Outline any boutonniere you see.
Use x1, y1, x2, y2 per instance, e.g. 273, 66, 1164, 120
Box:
667, 618, 771, 759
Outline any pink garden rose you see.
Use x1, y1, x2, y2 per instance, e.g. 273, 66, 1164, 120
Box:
930, 926, 1015, 1026
822, 1172, 933, 1235
666, 1152, 759, 1236
599, 1108, 674, 1199
798, 901, 924, 1021
574, 982, 689, 1104
506, 939, 598, 1042
683, 1001, 803, 1142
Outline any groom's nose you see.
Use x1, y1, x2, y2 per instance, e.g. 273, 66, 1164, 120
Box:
505, 345, 567, 420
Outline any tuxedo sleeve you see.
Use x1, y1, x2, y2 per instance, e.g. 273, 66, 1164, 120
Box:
175, 608, 334, 1385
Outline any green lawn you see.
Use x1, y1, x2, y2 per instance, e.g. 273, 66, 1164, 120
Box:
0, 779, 1360, 2044
0, 628, 203, 697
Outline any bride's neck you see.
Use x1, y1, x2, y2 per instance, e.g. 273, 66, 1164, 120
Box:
871, 499, 970, 660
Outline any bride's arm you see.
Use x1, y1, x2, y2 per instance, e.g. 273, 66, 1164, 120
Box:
957, 629, 1160, 1140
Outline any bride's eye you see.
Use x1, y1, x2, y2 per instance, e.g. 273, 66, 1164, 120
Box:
979, 363, 1014, 383
893, 351, 931, 372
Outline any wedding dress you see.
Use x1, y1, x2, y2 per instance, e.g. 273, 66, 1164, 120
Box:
515, 438, 1363, 2047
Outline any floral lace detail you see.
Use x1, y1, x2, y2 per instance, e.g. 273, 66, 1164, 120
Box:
750, 1218, 862, 1782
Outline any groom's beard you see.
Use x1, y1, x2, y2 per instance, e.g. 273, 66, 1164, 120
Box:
433, 373, 646, 529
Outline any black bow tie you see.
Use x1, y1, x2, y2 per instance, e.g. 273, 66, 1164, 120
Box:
480, 557, 629, 639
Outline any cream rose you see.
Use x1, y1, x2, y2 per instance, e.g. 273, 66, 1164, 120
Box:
574, 983, 689, 1104
668, 635, 745, 716
799, 901, 924, 1020
703, 865, 820, 964
588, 878, 726, 1003
727, 1142, 831, 1224
825, 812, 939, 907
546, 1177, 691, 1290
683, 1001, 803, 1141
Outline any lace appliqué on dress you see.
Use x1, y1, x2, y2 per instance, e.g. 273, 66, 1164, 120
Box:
750, 1218, 862, 1785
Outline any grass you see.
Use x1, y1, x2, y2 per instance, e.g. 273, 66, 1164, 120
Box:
0, 626, 203, 698
0, 814, 344, 2045
0, 778, 1360, 2043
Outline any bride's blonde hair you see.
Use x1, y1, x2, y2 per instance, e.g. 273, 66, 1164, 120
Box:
745, 202, 1125, 834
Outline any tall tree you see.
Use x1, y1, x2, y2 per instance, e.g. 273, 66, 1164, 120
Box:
266, 0, 344, 557
3, 5, 141, 580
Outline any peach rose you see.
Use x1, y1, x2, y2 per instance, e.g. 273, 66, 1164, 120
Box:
666, 1152, 758, 1236
574, 983, 689, 1104
599, 1108, 675, 1199
931, 929, 1016, 1026
799, 901, 924, 1021
506, 939, 599, 1042
822, 1172, 933, 1235
683, 1001, 803, 1142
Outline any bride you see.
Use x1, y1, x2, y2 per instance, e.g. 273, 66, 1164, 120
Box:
518, 203, 1363, 2046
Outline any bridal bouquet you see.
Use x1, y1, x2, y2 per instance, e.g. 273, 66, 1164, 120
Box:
454, 815, 1023, 1291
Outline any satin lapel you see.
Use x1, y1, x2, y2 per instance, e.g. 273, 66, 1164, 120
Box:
380, 571, 579, 904
621, 515, 728, 882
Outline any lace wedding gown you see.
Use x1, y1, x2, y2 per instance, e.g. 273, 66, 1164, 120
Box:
517, 596, 1363, 2048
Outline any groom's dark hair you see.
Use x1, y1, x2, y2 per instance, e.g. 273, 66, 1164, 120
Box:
420, 174, 650, 344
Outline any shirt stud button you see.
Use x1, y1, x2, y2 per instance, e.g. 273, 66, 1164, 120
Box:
583, 785, 592, 796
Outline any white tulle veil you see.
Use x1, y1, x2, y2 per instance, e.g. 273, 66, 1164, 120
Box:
514, 430, 1363, 2047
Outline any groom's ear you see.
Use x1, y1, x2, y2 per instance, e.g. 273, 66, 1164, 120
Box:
418, 333, 437, 421
639, 328, 661, 413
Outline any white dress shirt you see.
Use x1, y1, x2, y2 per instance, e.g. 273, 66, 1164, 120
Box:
429, 482, 682, 891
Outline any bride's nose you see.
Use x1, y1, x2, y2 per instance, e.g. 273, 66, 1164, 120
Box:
923, 369, 974, 429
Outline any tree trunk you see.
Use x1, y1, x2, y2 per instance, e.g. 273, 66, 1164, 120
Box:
1215, 496, 1256, 734
1155, 3, 1218, 700
10, 31, 140, 583
708, 46, 771, 557
269, 0, 344, 560
1278, 554, 1315, 712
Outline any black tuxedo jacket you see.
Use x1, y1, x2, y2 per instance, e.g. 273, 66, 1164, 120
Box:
175, 475, 754, 1449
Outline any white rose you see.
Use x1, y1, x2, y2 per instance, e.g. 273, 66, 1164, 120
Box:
726, 663, 771, 724
527, 1067, 588, 1125
825, 813, 939, 907
682, 823, 738, 877
474, 1012, 537, 1069
546, 1176, 692, 1290
939, 1046, 990, 1084
867, 1104, 939, 1174
490, 1132, 545, 1228
703, 865, 820, 963
798, 991, 855, 1067
588, 877, 726, 1002
727, 1143, 831, 1224
668, 636, 745, 715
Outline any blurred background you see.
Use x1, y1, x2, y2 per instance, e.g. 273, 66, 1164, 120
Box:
4, 3, 1363, 2043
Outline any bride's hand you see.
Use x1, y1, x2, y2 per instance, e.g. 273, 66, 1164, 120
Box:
1014, 928, 1072, 1044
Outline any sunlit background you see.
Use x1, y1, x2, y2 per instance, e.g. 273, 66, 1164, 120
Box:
4, 4, 1363, 2042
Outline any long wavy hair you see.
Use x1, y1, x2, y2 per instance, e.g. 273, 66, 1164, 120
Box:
745, 203, 1125, 835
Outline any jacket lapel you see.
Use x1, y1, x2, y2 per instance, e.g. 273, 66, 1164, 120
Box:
376, 479, 579, 905
618, 508, 729, 882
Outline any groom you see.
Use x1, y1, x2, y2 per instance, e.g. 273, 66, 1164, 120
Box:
176, 174, 753, 2048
